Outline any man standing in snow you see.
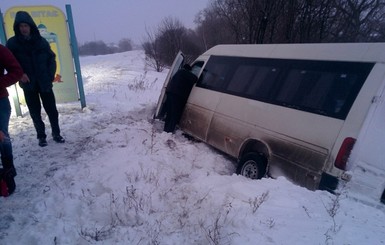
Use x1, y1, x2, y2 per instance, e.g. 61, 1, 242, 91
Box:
163, 64, 197, 133
0, 44, 23, 195
6, 11, 65, 147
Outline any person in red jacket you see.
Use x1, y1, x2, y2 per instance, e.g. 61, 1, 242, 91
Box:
0, 44, 23, 196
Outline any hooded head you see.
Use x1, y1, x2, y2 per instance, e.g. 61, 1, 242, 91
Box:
13, 11, 40, 39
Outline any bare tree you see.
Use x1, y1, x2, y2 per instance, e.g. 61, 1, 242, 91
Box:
157, 17, 186, 65
142, 27, 165, 72
330, 0, 385, 42
118, 38, 133, 52
142, 16, 203, 68
208, 0, 287, 44
197, 0, 385, 45
78, 40, 114, 56
210, 0, 247, 43
194, 8, 235, 49
292, 0, 336, 43
374, 20, 385, 41
180, 29, 205, 63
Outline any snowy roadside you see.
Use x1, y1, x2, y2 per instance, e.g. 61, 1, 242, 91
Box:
0, 50, 383, 245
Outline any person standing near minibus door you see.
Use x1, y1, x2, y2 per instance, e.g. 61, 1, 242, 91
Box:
6, 11, 65, 147
0, 44, 23, 195
163, 64, 198, 133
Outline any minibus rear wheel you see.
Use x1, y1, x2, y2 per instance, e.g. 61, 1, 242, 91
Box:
237, 153, 267, 179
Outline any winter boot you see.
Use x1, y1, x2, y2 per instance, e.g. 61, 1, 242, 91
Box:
0, 168, 16, 196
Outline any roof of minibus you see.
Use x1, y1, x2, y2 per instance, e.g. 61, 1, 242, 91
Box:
201, 43, 385, 63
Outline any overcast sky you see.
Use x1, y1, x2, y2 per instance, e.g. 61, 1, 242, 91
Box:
1, 0, 210, 44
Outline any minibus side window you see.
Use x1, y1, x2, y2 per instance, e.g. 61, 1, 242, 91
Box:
324, 73, 360, 116
200, 65, 226, 89
197, 55, 373, 119
249, 66, 280, 100
301, 72, 334, 112
227, 65, 256, 94
198, 56, 234, 90
276, 69, 311, 106
274, 63, 369, 119
191, 61, 204, 77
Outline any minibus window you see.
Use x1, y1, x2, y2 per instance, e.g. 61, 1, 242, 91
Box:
325, 73, 360, 115
196, 55, 373, 119
199, 56, 234, 90
191, 62, 204, 77
274, 62, 371, 119
302, 73, 334, 112
276, 69, 308, 104
227, 65, 256, 93
247, 66, 280, 100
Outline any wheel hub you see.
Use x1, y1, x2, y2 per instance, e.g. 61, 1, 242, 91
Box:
242, 160, 259, 179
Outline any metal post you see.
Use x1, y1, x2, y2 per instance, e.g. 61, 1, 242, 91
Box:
65, 4, 86, 108
0, 9, 7, 44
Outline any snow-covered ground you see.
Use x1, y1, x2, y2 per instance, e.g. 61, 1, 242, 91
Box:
0, 50, 384, 245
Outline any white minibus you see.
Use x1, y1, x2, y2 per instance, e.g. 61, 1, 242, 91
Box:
155, 43, 385, 204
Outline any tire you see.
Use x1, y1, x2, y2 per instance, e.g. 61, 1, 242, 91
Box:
236, 153, 267, 180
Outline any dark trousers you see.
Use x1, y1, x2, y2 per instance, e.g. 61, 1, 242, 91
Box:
163, 93, 185, 133
0, 97, 15, 171
23, 89, 60, 139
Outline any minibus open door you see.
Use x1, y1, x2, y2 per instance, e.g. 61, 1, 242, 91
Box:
154, 51, 184, 119
348, 75, 385, 205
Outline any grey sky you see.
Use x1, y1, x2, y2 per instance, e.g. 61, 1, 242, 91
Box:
1, 0, 209, 44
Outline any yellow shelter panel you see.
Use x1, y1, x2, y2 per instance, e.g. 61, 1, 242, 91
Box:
4, 5, 78, 103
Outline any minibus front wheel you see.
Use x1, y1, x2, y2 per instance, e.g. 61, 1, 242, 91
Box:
237, 153, 267, 180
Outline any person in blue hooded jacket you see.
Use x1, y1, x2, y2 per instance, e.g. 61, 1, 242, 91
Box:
6, 11, 65, 147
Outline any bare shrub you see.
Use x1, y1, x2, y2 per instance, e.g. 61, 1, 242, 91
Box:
249, 191, 269, 213
302, 205, 311, 218
200, 202, 237, 245
142, 27, 165, 72
323, 193, 343, 244
79, 225, 114, 242
261, 218, 275, 229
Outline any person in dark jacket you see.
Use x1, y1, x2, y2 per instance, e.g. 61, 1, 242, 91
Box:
163, 64, 198, 133
0, 44, 23, 195
6, 11, 65, 147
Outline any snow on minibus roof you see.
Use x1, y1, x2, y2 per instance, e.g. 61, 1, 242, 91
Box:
202, 43, 385, 63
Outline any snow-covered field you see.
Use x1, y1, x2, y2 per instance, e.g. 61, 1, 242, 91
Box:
0, 50, 384, 244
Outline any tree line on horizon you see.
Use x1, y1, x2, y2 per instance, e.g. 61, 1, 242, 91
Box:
79, 0, 385, 72
78, 38, 133, 56
143, 0, 385, 71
